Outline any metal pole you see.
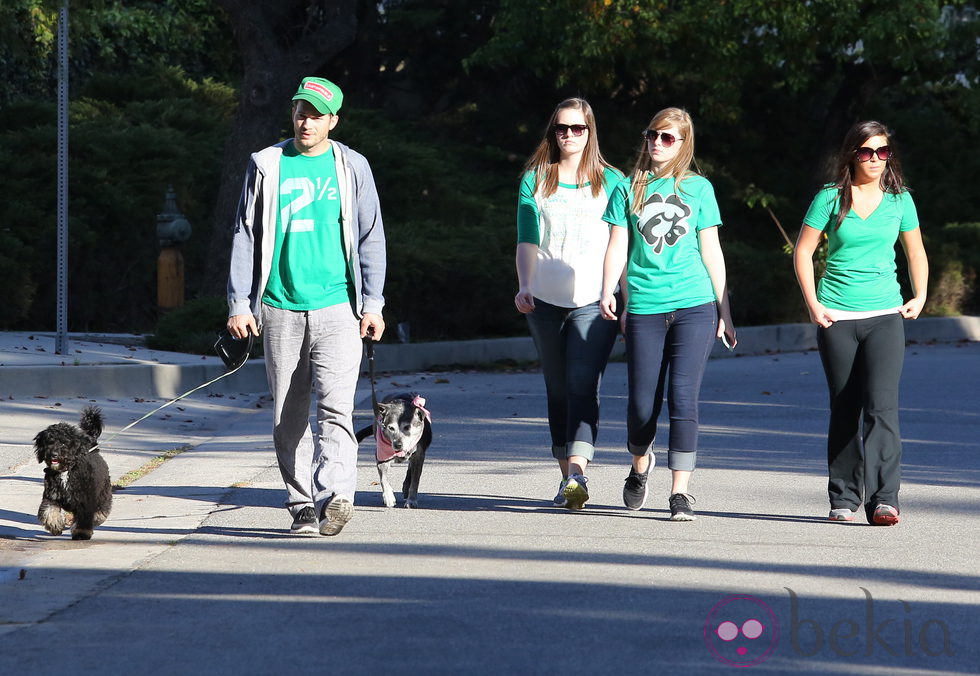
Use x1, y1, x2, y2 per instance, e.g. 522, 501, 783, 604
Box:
55, 0, 69, 354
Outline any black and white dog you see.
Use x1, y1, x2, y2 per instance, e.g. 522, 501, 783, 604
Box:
356, 393, 432, 508
34, 406, 112, 540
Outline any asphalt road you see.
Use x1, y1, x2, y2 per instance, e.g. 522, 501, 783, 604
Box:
1, 340, 978, 675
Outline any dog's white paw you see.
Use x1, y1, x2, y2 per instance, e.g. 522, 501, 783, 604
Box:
402, 499, 418, 509
382, 488, 397, 508
38, 500, 65, 536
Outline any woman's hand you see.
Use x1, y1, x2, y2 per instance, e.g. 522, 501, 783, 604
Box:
807, 302, 835, 328
514, 243, 538, 314
600, 292, 617, 321
514, 289, 535, 314
900, 297, 926, 320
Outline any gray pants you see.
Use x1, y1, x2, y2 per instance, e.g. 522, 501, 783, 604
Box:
262, 303, 362, 517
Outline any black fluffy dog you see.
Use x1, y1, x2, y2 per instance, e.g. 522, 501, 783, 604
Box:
356, 393, 432, 508
34, 406, 112, 540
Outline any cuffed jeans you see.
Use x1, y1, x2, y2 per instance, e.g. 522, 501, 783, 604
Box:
526, 299, 618, 461
625, 302, 717, 472
262, 302, 362, 516
817, 313, 905, 518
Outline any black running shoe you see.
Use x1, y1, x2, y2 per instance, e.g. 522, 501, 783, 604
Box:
290, 506, 318, 535
668, 493, 696, 521
623, 467, 650, 511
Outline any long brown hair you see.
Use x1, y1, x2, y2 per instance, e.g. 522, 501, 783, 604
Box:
828, 120, 907, 229
629, 107, 698, 213
523, 98, 613, 199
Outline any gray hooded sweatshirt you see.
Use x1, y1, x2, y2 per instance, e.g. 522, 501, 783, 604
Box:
227, 139, 386, 327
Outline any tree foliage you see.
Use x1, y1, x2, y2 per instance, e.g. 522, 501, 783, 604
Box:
0, 0, 235, 104
0, 68, 236, 329
1, 0, 978, 337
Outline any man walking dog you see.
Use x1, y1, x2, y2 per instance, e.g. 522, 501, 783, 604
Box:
226, 77, 386, 536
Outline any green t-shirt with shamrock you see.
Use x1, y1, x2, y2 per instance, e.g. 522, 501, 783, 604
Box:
603, 173, 721, 314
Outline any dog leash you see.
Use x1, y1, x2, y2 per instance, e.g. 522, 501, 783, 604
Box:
86, 334, 253, 454
364, 336, 380, 424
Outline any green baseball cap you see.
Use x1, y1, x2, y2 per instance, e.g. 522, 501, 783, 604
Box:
292, 77, 343, 115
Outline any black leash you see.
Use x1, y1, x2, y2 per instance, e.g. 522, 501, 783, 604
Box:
364, 336, 380, 425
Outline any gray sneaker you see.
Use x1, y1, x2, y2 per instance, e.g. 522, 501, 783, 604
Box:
319, 497, 354, 536
563, 474, 589, 510
871, 504, 900, 526
553, 478, 568, 507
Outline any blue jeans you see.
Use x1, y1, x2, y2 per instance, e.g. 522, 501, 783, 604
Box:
526, 299, 619, 461
625, 302, 717, 471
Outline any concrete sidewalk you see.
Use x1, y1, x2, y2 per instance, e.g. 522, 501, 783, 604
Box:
0, 327, 978, 674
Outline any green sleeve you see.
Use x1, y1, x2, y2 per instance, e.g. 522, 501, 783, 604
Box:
802, 186, 839, 232
517, 172, 540, 244
602, 179, 632, 229
601, 167, 625, 195
899, 191, 920, 232
693, 178, 722, 231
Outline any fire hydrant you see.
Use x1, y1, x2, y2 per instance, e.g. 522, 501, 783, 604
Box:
156, 186, 192, 311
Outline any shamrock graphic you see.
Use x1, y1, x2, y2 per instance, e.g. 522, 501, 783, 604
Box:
637, 192, 692, 254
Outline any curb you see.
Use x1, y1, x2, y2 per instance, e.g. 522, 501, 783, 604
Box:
0, 361, 269, 399
2, 317, 977, 399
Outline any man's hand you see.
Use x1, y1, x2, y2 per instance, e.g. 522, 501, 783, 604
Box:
227, 314, 258, 339
361, 313, 385, 340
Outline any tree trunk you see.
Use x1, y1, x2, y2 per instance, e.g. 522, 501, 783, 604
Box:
204, 0, 358, 295
821, 61, 880, 153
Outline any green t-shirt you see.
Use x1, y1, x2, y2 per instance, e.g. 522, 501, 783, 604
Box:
802, 186, 919, 311
263, 144, 352, 310
602, 173, 721, 314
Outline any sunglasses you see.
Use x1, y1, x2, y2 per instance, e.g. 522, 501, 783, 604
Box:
553, 124, 589, 137
642, 129, 683, 148
855, 145, 892, 162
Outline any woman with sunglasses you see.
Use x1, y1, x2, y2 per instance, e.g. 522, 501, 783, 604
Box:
794, 120, 928, 526
515, 98, 623, 509
600, 107, 734, 521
